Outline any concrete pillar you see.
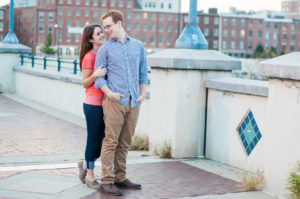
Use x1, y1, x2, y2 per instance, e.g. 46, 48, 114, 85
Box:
148, 49, 241, 158
0, 42, 32, 93
258, 52, 300, 196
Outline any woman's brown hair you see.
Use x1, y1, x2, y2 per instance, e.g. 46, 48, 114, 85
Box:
79, 24, 102, 71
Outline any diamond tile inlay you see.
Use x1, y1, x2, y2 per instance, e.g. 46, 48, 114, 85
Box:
237, 109, 262, 156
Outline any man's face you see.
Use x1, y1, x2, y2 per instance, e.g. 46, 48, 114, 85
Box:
103, 16, 120, 39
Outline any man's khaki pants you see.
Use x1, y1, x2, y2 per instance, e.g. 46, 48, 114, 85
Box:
100, 97, 140, 184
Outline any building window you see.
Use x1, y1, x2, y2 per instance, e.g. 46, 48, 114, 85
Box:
249, 30, 252, 38
119, 0, 123, 7
168, 14, 172, 21
93, 0, 97, 6
127, 23, 131, 30
265, 43, 269, 49
39, 24, 44, 32
143, 24, 147, 31
75, 34, 80, 42
48, 24, 53, 32
110, 0, 115, 6
67, 33, 71, 42
231, 41, 235, 49
168, 3, 171, 9
102, 0, 106, 6
135, 23, 139, 31
0, 34, 3, 41
274, 23, 278, 28
85, 9, 89, 17
39, 12, 44, 20
204, 28, 209, 36
152, 13, 156, 19
143, 13, 148, 19
240, 29, 245, 38
292, 34, 295, 40
223, 18, 228, 25
151, 24, 155, 32
76, 9, 80, 16
93, 10, 97, 17
222, 40, 227, 49
214, 17, 218, 25
283, 34, 287, 40
75, 21, 80, 27
161, 3, 164, 8
127, 11, 131, 19
85, 0, 90, 5
273, 32, 277, 40
127, 1, 132, 8
58, 19, 63, 27
58, 0, 63, 4
213, 40, 218, 49
67, 20, 71, 27
136, 12, 140, 19
67, 8, 72, 16
76, 0, 80, 5
204, 17, 209, 25
213, 28, 218, 37
167, 37, 171, 46
241, 19, 245, 26
291, 24, 295, 31
0, 22, 3, 31
259, 20, 262, 26
231, 30, 236, 37
291, 45, 294, 51
48, 12, 54, 21
159, 37, 163, 45
265, 32, 270, 40
258, 31, 262, 38
248, 42, 252, 50
143, 35, 147, 44
266, 22, 270, 28
167, 24, 171, 32
160, 13, 164, 20
58, 32, 62, 42
240, 41, 244, 49
223, 30, 227, 37
159, 24, 163, 32
151, 36, 155, 44
58, 8, 63, 16
232, 18, 236, 26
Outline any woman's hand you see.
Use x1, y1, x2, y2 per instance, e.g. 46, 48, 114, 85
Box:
93, 65, 107, 78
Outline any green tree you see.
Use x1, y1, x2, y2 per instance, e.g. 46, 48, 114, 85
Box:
253, 43, 266, 58
40, 32, 56, 55
268, 47, 277, 58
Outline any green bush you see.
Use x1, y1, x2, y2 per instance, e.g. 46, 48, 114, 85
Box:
159, 140, 172, 159
287, 161, 300, 199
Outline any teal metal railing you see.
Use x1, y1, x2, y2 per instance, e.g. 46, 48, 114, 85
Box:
20, 54, 79, 75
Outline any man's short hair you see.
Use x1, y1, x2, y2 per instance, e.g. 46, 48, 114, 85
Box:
101, 10, 124, 25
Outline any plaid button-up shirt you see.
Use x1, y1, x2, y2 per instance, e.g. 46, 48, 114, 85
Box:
94, 35, 148, 108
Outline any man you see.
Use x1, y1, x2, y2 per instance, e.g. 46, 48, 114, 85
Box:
94, 10, 148, 196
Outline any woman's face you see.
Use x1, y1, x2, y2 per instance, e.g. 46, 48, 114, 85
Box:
91, 27, 106, 46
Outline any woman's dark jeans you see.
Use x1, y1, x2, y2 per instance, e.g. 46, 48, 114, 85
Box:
83, 103, 105, 169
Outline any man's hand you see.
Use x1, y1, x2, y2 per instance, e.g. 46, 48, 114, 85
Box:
136, 93, 146, 103
107, 92, 125, 102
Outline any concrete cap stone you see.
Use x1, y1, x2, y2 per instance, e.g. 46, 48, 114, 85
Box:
147, 49, 241, 71
205, 77, 269, 97
0, 42, 32, 54
258, 52, 300, 81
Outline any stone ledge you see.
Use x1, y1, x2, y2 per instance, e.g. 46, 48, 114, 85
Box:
258, 52, 300, 81
0, 42, 32, 54
13, 66, 81, 84
147, 49, 241, 71
205, 77, 269, 97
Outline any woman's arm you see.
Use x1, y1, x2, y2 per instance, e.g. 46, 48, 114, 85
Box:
81, 66, 106, 88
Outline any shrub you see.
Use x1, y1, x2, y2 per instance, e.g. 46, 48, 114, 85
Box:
129, 135, 149, 150
159, 140, 172, 159
286, 161, 300, 199
242, 170, 264, 191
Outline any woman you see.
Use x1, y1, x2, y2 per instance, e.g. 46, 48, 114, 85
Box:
78, 24, 106, 189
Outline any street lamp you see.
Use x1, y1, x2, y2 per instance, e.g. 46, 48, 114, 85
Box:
54, 24, 60, 58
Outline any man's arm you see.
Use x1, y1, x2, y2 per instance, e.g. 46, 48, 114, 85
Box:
136, 45, 148, 103
101, 85, 125, 102
94, 45, 108, 90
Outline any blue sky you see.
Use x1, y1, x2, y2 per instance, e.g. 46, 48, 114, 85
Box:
0, 0, 282, 12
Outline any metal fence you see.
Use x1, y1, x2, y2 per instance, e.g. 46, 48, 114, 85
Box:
20, 54, 79, 75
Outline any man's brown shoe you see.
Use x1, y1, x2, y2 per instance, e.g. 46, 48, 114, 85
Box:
100, 183, 123, 196
114, 179, 142, 189
77, 161, 87, 184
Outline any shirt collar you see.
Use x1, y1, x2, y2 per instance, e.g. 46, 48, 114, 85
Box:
111, 34, 131, 43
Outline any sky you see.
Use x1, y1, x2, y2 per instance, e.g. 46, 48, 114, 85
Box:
0, 0, 283, 13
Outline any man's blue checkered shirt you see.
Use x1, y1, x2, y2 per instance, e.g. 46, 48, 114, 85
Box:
94, 35, 148, 108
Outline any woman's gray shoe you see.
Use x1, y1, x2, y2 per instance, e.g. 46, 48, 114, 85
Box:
86, 180, 101, 189
78, 161, 87, 184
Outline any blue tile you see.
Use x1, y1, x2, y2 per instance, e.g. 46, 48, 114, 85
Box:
240, 133, 245, 141
257, 132, 262, 140
250, 142, 254, 150
246, 147, 252, 155
238, 127, 243, 135
243, 139, 248, 148
254, 125, 259, 133
253, 137, 258, 145
245, 117, 249, 124
242, 122, 246, 130
251, 119, 256, 126
248, 111, 253, 119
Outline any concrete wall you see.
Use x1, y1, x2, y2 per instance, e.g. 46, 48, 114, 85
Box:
13, 67, 150, 136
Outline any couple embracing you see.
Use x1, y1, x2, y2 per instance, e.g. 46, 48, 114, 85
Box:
78, 10, 148, 196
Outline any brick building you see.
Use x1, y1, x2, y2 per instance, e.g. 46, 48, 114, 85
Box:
0, 5, 9, 41
282, 0, 300, 19
5, 0, 300, 58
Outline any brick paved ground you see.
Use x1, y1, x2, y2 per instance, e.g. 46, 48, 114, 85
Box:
0, 95, 86, 157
